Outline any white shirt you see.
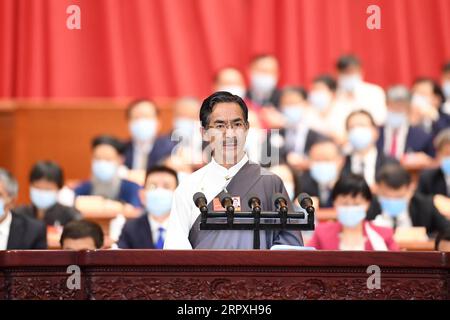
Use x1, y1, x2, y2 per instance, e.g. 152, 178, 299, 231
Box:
132, 139, 154, 170
164, 154, 249, 249
373, 210, 412, 229
0, 212, 12, 250
148, 215, 169, 244
383, 125, 408, 159
351, 147, 378, 186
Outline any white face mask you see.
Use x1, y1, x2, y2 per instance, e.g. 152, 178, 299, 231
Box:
411, 94, 432, 112
250, 73, 277, 94
129, 118, 157, 142
339, 74, 362, 93
309, 90, 332, 111
442, 80, 450, 100
217, 85, 246, 99
30, 188, 58, 210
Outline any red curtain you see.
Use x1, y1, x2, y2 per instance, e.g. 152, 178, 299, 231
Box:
1, 0, 450, 99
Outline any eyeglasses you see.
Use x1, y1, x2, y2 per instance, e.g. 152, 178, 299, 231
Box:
207, 120, 247, 132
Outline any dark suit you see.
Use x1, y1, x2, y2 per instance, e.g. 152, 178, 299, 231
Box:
341, 151, 399, 179
417, 168, 449, 196
7, 212, 47, 249
14, 203, 81, 226
298, 171, 334, 208
117, 213, 155, 249
376, 126, 435, 157
123, 135, 176, 170
246, 88, 281, 108
367, 193, 450, 235
432, 109, 450, 138
74, 179, 142, 208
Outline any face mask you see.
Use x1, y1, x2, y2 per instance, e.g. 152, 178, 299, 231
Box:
339, 74, 361, 93
379, 196, 408, 218
145, 188, 173, 217
217, 85, 246, 99
309, 91, 332, 111
282, 105, 303, 124
130, 119, 157, 142
30, 188, 58, 210
336, 205, 366, 228
386, 111, 407, 129
442, 81, 450, 100
348, 127, 373, 151
310, 162, 338, 186
411, 94, 432, 112
92, 160, 118, 182
174, 118, 198, 138
441, 157, 450, 176
284, 182, 295, 201
251, 74, 277, 93
0, 198, 5, 219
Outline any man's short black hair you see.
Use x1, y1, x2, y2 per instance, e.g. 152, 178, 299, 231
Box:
199, 91, 248, 128
336, 54, 361, 72
60, 220, 104, 249
442, 61, 450, 74
126, 98, 159, 119
376, 163, 411, 188
413, 77, 446, 105
345, 109, 376, 130
331, 174, 372, 202
145, 165, 179, 186
250, 53, 277, 64
313, 74, 337, 92
435, 228, 450, 250
29, 161, 64, 189
280, 86, 308, 101
91, 135, 125, 155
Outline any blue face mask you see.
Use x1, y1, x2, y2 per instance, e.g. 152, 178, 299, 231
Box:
309, 91, 331, 111
282, 105, 303, 125
30, 188, 58, 210
310, 162, 338, 186
336, 205, 366, 228
130, 119, 157, 142
378, 196, 408, 218
145, 188, 174, 217
174, 118, 198, 138
92, 160, 118, 182
441, 157, 450, 176
386, 111, 407, 129
348, 127, 373, 151
0, 198, 5, 219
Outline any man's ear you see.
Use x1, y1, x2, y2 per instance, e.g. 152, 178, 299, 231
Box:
201, 127, 210, 142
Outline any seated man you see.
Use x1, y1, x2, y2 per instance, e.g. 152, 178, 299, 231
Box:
435, 228, 450, 251
369, 163, 450, 236
15, 160, 81, 226
74, 135, 142, 207
0, 168, 47, 250
123, 99, 176, 170
118, 165, 178, 249
60, 220, 104, 250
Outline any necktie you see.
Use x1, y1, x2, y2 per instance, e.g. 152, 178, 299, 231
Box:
390, 129, 398, 158
155, 227, 165, 249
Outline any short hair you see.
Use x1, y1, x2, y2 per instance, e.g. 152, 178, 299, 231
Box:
280, 86, 308, 101
435, 228, 450, 250
376, 163, 411, 188
442, 61, 450, 74
91, 135, 125, 155
145, 165, 179, 186
413, 77, 445, 105
250, 53, 278, 65
434, 128, 450, 151
125, 98, 159, 119
386, 85, 411, 103
199, 91, 249, 128
336, 54, 361, 72
331, 174, 372, 202
345, 109, 376, 130
29, 161, 64, 189
60, 220, 104, 249
313, 74, 337, 92
0, 168, 18, 198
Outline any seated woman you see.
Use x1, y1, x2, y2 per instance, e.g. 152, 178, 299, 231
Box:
307, 173, 399, 251
15, 160, 81, 226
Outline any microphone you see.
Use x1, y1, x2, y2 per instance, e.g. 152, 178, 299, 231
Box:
219, 193, 235, 213
247, 195, 262, 213
272, 193, 288, 214
193, 192, 208, 214
298, 193, 314, 214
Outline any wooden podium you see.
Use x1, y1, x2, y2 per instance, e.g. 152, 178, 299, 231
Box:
0, 250, 449, 300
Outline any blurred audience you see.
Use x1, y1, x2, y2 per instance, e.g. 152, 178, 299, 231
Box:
247, 54, 280, 108
60, 220, 104, 250
441, 62, 450, 115
268, 163, 300, 202
435, 228, 450, 251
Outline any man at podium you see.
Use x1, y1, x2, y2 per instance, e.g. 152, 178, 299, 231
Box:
164, 91, 303, 249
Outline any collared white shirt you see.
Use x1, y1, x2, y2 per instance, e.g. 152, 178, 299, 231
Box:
148, 214, 170, 245
373, 210, 413, 229
132, 139, 154, 170
351, 147, 378, 186
164, 154, 249, 249
383, 124, 408, 159
0, 212, 12, 250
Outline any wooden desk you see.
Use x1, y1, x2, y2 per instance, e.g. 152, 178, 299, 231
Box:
0, 250, 449, 300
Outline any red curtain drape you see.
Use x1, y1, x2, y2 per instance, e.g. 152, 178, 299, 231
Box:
1, 0, 450, 99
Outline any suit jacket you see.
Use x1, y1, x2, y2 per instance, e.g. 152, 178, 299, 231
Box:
74, 179, 142, 208
341, 150, 399, 179
376, 125, 435, 157
367, 193, 450, 235
298, 171, 334, 208
117, 213, 155, 249
123, 135, 176, 170
432, 109, 450, 138
417, 168, 448, 196
307, 221, 399, 251
14, 203, 81, 226
7, 212, 47, 250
